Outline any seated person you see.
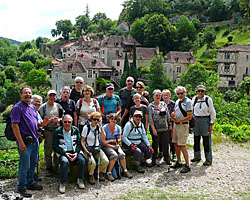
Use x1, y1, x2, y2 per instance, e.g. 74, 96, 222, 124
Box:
81, 112, 109, 184
53, 115, 86, 194
102, 113, 133, 181
122, 110, 154, 173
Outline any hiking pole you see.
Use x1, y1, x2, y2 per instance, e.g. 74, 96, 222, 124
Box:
115, 135, 121, 179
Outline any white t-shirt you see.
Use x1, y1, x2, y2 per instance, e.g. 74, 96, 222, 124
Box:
76, 98, 100, 125
81, 124, 101, 146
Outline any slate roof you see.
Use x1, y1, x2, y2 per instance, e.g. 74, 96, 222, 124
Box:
164, 51, 196, 64
100, 35, 141, 48
218, 45, 250, 52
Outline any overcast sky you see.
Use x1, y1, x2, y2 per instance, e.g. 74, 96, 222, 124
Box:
0, 0, 124, 42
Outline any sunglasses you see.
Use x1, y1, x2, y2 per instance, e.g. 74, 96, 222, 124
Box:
155, 94, 161, 97
92, 118, 101, 122
197, 90, 205, 93
134, 115, 142, 118
63, 120, 72, 124
110, 118, 117, 121
107, 88, 114, 90
136, 86, 143, 89
76, 81, 83, 84
127, 80, 133, 82
177, 92, 184, 95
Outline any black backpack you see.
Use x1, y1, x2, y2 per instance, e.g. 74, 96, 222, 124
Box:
178, 100, 195, 129
4, 103, 22, 141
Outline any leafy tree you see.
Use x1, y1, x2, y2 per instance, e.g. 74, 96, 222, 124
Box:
35, 36, 50, 49
175, 16, 197, 42
202, 26, 216, 48
0, 39, 18, 66
7, 58, 18, 67
92, 12, 107, 24
35, 58, 52, 69
207, 0, 231, 22
239, 77, 250, 95
24, 68, 47, 89
0, 72, 6, 86
1, 82, 20, 107
98, 19, 115, 34
4, 66, 17, 82
130, 16, 148, 45
191, 18, 202, 32
130, 43, 138, 83
51, 19, 73, 40
120, 51, 130, 87
147, 53, 173, 96
75, 15, 91, 36
239, 0, 250, 19
19, 49, 44, 64
19, 61, 35, 77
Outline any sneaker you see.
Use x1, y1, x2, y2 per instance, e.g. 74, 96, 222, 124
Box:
106, 173, 115, 182
59, 183, 66, 194
123, 171, 133, 179
191, 157, 201, 162
170, 161, 183, 169
18, 189, 32, 198
180, 165, 191, 173
99, 173, 106, 182
77, 178, 85, 189
203, 161, 212, 166
27, 183, 43, 190
134, 165, 145, 173
89, 175, 95, 185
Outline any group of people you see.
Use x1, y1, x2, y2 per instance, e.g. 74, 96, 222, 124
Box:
11, 76, 216, 197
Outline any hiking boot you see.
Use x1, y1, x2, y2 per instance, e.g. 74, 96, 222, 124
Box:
134, 165, 145, 173
170, 161, 183, 169
18, 189, 32, 198
59, 183, 66, 194
77, 178, 85, 189
123, 171, 133, 179
191, 157, 201, 162
27, 183, 43, 190
106, 173, 115, 181
203, 161, 212, 166
180, 165, 191, 173
89, 175, 95, 185
99, 173, 106, 182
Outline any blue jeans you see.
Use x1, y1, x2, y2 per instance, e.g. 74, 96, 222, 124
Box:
17, 142, 39, 190
60, 153, 86, 184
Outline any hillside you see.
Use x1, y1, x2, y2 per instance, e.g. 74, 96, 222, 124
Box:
0, 36, 21, 45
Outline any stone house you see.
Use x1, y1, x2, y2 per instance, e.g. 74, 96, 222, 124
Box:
217, 45, 250, 87
61, 42, 78, 58
164, 51, 196, 82
51, 52, 111, 95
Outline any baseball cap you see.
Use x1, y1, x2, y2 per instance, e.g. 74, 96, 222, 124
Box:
47, 90, 57, 95
196, 85, 206, 91
106, 83, 114, 89
133, 110, 143, 117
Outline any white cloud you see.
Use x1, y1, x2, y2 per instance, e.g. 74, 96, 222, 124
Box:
0, 0, 124, 42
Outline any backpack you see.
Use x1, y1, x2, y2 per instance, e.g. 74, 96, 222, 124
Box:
178, 100, 195, 129
4, 103, 22, 141
100, 95, 119, 114
84, 123, 100, 148
77, 98, 98, 117
193, 96, 209, 108
42, 103, 64, 118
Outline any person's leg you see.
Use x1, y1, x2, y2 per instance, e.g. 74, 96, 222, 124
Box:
180, 145, 189, 166
27, 142, 39, 186
60, 156, 70, 184
160, 130, 170, 163
203, 133, 212, 163
102, 147, 118, 172
169, 130, 176, 159
174, 143, 181, 162
193, 135, 201, 159
117, 147, 127, 170
77, 153, 86, 180
99, 149, 109, 174
44, 129, 53, 170
87, 155, 96, 176
152, 133, 160, 163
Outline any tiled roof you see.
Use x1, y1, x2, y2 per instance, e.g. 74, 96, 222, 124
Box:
164, 51, 196, 64
218, 45, 250, 52
55, 59, 86, 73
100, 35, 141, 48
61, 42, 75, 48
117, 47, 157, 60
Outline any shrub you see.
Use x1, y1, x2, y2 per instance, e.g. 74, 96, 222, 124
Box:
228, 36, 233, 42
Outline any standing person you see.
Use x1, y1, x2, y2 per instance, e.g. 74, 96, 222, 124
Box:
191, 85, 216, 166
11, 86, 49, 198
98, 83, 122, 125
171, 86, 192, 173
162, 89, 176, 161
122, 111, 154, 173
56, 86, 77, 126
70, 76, 84, 104
76, 85, 100, 133
148, 90, 171, 166
119, 77, 136, 128
39, 90, 64, 177
81, 112, 109, 185
102, 113, 133, 181
53, 115, 86, 194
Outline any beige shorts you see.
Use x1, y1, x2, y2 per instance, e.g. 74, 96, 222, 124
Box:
172, 123, 189, 146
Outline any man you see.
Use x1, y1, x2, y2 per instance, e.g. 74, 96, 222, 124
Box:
56, 86, 77, 126
11, 86, 49, 198
119, 77, 136, 128
171, 86, 192, 173
98, 83, 122, 124
70, 76, 84, 104
53, 114, 86, 194
191, 85, 216, 166
39, 90, 64, 177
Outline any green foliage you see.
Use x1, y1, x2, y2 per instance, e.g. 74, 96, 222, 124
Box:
0, 72, 6, 86
120, 51, 129, 88
4, 66, 17, 82
202, 26, 216, 48
0, 39, 18, 66
130, 43, 139, 83
175, 16, 196, 42
92, 12, 107, 24
24, 68, 47, 89
239, 0, 250, 19
19, 61, 35, 77
130, 15, 149, 45
207, 0, 231, 22
35, 36, 50, 49
96, 77, 111, 92
35, 58, 52, 69
51, 19, 73, 40
239, 77, 250, 95
19, 49, 44, 64
1, 82, 20, 106
75, 15, 91, 36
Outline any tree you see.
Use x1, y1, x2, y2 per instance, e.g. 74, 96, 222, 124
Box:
239, 0, 250, 19
24, 68, 47, 89
130, 43, 138, 83
207, 0, 231, 22
0, 72, 6, 86
239, 77, 250, 95
120, 51, 130, 87
1, 82, 21, 107
0, 39, 18, 66
35, 36, 50, 49
98, 19, 115, 34
147, 53, 173, 96
85, 4, 90, 18
130, 16, 148, 45
75, 15, 91, 36
92, 12, 107, 24
51, 19, 73, 40
19, 61, 35, 78
175, 16, 197, 42
4, 66, 17, 82
19, 49, 44, 64
202, 26, 216, 48
35, 58, 52, 69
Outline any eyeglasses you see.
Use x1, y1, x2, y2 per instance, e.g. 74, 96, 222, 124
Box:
197, 90, 205, 93
136, 86, 143, 89
134, 115, 142, 118
92, 118, 101, 122
84, 90, 90, 92
76, 82, 83, 84
127, 80, 133, 82
63, 120, 72, 124
177, 92, 184, 95
110, 118, 117, 121
155, 94, 161, 97
107, 88, 114, 90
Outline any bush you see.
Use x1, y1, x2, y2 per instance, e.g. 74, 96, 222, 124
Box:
222, 30, 230, 37
228, 36, 233, 42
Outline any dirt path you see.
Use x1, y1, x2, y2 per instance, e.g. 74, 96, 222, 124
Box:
1, 142, 250, 200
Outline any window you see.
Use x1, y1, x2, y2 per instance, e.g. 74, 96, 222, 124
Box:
177, 66, 181, 73
120, 70, 122, 75
246, 67, 249, 74
72, 73, 76, 79
102, 50, 105, 54
117, 61, 120, 67
63, 48, 67, 52
88, 70, 92, 78
229, 80, 235, 87
247, 55, 249, 61
92, 83, 95, 88
116, 50, 119, 56
224, 64, 230, 73
225, 52, 230, 59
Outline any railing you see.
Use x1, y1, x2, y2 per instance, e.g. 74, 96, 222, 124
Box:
111, 75, 121, 88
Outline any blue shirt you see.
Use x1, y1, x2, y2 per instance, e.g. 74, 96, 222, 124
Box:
103, 124, 121, 146
63, 128, 73, 151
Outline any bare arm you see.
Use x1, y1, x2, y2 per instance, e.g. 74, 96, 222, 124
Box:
73, 112, 77, 127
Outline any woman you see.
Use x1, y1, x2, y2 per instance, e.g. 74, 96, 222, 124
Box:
129, 93, 148, 133
121, 81, 149, 124
102, 113, 132, 181
148, 89, 171, 166
70, 76, 84, 103
81, 112, 109, 184
76, 85, 100, 133
122, 110, 154, 174
162, 89, 176, 161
